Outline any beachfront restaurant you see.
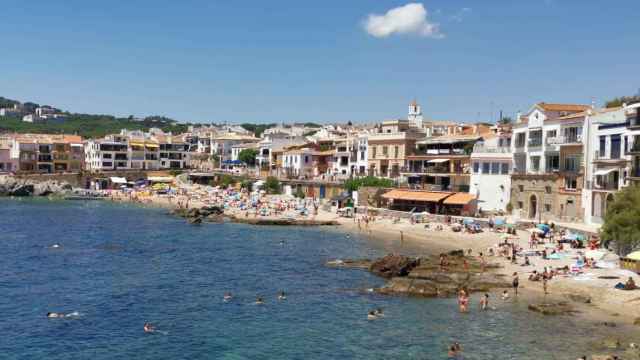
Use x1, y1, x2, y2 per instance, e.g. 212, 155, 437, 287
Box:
382, 189, 477, 216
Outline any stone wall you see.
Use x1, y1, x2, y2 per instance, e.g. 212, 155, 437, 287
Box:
510, 174, 583, 222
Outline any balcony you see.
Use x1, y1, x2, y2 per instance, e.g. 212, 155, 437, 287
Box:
472, 144, 511, 154
38, 154, 53, 162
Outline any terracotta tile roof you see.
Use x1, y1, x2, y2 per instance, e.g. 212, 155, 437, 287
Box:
537, 102, 590, 112
382, 189, 452, 202
442, 192, 477, 205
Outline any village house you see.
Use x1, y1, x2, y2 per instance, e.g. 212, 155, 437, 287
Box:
509, 102, 590, 223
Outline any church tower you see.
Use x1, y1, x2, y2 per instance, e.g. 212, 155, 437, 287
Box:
408, 99, 423, 128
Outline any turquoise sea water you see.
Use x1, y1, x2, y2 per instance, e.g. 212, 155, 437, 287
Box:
0, 199, 601, 359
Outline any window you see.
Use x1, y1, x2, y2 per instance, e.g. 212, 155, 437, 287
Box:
491, 162, 500, 174
515, 133, 526, 148
599, 136, 606, 158
544, 204, 551, 212
531, 156, 541, 171
482, 162, 490, 174
473, 162, 480, 174
382, 146, 388, 156
565, 177, 578, 190
518, 185, 524, 192
564, 127, 581, 143
611, 134, 621, 159
545, 186, 552, 194
102, 153, 112, 159
102, 161, 112, 167
304, 155, 309, 163
360, 151, 365, 161
546, 130, 557, 140
517, 201, 523, 209
372, 147, 377, 158
564, 156, 579, 172
394, 146, 399, 159
546, 154, 559, 171
500, 163, 509, 174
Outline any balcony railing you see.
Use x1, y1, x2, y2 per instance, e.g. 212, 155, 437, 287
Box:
472, 145, 511, 153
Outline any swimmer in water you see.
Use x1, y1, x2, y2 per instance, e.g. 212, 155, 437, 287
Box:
255, 297, 265, 305
47, 312, 63, 318
373, 308, 384, 317
367, 310, 377, 320
223, 292, 233, 302
501, 290, 510, 300
50, 244, 61, 249
143, 322, 155, 333
480, 293, 489, 310
278, 291, 286, 301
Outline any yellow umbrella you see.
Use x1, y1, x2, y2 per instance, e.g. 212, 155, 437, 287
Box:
625, 251, 640, 261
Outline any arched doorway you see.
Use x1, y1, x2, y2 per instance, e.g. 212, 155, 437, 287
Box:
529, 195, 537, 219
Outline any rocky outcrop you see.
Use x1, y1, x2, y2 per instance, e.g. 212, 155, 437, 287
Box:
0, 176, 74, 197
172, 206, 224, 224
331, 253, 510, 298
369, 254, 419, 278
566, 293, 592, 304
527, 302, 578, 316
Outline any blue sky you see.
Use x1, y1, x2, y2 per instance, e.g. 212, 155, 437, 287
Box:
0, 0, 638, 124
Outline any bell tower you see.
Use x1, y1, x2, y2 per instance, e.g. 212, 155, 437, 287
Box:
408, 99, 423, 128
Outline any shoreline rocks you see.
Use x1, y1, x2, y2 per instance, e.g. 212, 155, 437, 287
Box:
0, 176, 74, 197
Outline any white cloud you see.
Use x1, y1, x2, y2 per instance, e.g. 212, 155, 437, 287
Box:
364, 3, 443, 39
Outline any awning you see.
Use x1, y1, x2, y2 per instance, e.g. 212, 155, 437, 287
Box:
147, 176, 174, 183
145, 143, 159, 148
594, 168, 618, 176
71, 143, 83, 147
427, 159, 449, 164
443, 192, 477, 205
382, 189, 452, 202
110, 177, 127, 184
129, 141, 145, 147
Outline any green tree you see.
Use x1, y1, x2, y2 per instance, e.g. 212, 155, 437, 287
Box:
499, 116, 513, 125
600, 185, 640, 255
605, 95, 640, 108
265, 176, 281, 194
294, 187, 306, 199
344, 176, 395, 192
238, 148, 258, 166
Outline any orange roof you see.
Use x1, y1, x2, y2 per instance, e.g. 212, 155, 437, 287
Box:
537, 102, 590, 112
443, 192, 477, 205
382, 189, 452, 202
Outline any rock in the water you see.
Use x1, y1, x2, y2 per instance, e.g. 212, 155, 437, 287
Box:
566, 293, 592, 304
528, 302, 577, 316
369, 254, 419, 278
634, 317, 640, 326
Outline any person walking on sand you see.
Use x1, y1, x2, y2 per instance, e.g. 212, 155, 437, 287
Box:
512, 272, 519, 296
543, 277, 549, 295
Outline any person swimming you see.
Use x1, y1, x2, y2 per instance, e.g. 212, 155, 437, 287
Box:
143, 322, 155, 333
367, 310, 377, 320
373, 308, 384, 317
223, 292, 233, 302
255, 296, 265, 305
501, 290, 510, 300
50, 244, 61, 249
47, 312, 63, 318
480, 293, 489, 310
278, 291, 286, 301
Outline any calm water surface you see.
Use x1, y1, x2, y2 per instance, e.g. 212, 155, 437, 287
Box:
0, 199, 599, 359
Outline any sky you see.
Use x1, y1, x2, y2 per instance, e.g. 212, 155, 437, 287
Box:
0, 0, 639, 124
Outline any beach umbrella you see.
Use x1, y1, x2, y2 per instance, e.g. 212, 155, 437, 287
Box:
625, 251, 640, 261
536, 224, 550, 232
494, 219, 506, 226
463, 218, 475, 225
548, 253, 562, 260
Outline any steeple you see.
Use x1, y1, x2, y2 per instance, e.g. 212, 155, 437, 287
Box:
408, 99, 423, 128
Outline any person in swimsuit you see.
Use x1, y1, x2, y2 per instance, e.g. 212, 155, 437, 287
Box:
143, 322, 155, 333
255, 296, 265, 305
278, 291, 286, 301
223, 292, 233, 302
458, 289, 469, 313
512, 272, 519, 296
480, 293, 489, 310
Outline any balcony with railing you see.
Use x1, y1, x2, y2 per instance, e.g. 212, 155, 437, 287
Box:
38, 154, 53, 162
472, 144, 511, 154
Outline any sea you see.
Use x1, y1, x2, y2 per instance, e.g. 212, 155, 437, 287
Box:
0, 198, 605, 359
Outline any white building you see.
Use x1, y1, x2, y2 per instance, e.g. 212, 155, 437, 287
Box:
256, 134, 307, 169
211, 133, 258, 162
231, 142, 259, 162
583, 104, 640, 225
281, 148, 315, 177
470, 133, 512, 213
407, 100, 423, 128
84, 135, 130, 171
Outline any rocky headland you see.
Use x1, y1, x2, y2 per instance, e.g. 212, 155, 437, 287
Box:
0, 175, 75, 197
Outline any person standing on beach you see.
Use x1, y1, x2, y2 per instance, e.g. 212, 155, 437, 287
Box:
512, 272, 519, 296
542, 277, 548, 295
